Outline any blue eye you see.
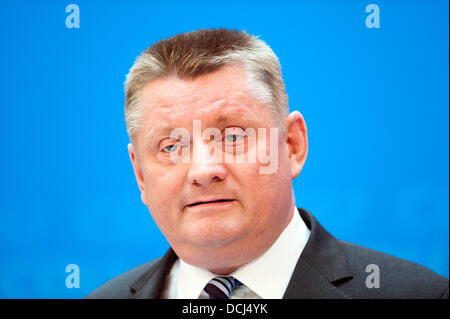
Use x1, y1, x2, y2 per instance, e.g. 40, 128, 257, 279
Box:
225, 134, 244, 142
162, 144, 180, 153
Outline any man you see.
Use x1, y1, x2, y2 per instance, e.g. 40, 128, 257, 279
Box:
87, 28, 448, 299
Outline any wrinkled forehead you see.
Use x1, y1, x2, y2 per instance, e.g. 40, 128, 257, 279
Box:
138, 65, 277, 139
141, 64, 250, 110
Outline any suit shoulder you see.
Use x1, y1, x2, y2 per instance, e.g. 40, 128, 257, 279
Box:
84, 258, 161, 299
338, 240, 449, 298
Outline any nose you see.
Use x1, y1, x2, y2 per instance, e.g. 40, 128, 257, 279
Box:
187, 140, 227, 187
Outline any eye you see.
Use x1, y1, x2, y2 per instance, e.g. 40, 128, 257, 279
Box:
223, 127, 246, 145
225, 134, 244, 142
162, 144, 180, 153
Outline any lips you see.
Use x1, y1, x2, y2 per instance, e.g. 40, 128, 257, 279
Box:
186, 199, 234, 207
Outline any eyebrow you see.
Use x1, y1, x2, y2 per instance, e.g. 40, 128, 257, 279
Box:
216, 110, 259, 125
144, 125, 174, 145
143, 110, 260, 145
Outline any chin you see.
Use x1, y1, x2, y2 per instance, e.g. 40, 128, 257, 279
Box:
184, 224, 246, 248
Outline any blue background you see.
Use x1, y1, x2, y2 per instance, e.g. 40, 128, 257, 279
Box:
0, 0, 448, 298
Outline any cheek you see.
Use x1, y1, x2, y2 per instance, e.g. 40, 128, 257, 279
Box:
143, 164, 185, 213
233, 139, 292, 213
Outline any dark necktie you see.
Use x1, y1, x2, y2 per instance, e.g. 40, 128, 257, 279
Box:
204, 276, 243, 299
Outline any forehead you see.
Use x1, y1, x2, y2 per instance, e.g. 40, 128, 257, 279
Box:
139, 65, 274, 137
142, 64, 251, 113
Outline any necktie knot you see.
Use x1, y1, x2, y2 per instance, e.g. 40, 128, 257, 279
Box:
204, 276, 242, 299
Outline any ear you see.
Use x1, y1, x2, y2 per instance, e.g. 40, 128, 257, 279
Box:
128, 143, 148, 205
284, 111, 308, 179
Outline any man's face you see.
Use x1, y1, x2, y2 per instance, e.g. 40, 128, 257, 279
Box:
129, 64, 306, 273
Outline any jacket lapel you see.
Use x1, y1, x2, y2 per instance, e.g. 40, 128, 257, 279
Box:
130, 248, 178, 299
283, 208, 354, 299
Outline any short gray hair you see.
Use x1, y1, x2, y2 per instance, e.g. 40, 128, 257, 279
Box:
124, 28, 289, 143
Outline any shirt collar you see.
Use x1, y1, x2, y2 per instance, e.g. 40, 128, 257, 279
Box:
177, 258, 217, 299
177, 206, 311, 299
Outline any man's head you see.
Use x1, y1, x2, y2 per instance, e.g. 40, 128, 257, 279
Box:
125, 29, 289, 144
125, 29, 308, 275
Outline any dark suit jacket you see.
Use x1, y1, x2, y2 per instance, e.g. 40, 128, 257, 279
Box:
86, 208, 449, 299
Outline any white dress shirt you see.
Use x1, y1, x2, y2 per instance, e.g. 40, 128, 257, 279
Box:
162, 206, 311, 299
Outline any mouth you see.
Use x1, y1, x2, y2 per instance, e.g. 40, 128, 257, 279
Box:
186, 199, 235, 208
